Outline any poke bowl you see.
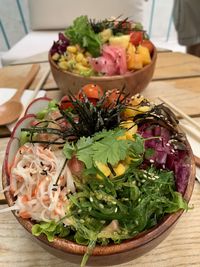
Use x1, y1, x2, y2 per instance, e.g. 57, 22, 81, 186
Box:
2, 86, 195, 266
49, 16, 157, 95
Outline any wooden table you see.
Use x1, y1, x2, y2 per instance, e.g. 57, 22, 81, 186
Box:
0, 51, 200, 267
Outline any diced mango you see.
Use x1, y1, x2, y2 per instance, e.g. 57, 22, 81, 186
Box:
137, 45, 151, 66
120, 120, 137, 130
125, 156, 133, 165
120, 120, 138, 140
95, 161, 111, 178
127, 43, 136, 70
125, 128, 137, 140
123, 106, 138, 118
113, 163, 126, 176
130, 94, 145, 106
123, 95, 145, 118
134, 53, 143, 69
109, 35, 130, 49
138, 106, 151, 113
117, 135, 127, 140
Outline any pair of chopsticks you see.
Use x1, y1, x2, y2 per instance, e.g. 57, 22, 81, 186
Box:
20, 66, 51, 119
158, 97, 200, 168
0, 65, 50, 137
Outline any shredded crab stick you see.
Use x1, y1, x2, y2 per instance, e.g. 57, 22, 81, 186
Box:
0, 143, 75, 222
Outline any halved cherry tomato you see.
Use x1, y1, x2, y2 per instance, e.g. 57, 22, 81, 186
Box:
104, 89, 125, 107
141, 40, 154, 54
60, 95, 74, 110
130, 31, 143, 46
78, 84, 104, 105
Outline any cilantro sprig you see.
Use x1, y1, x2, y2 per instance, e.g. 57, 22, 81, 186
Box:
63, 128, 138, 168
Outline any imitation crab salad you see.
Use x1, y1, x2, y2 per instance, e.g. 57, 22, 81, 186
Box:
3, 85, 191, 266
50, 16, 154, 76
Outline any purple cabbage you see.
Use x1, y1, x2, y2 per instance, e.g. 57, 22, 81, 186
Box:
50, 33, 70, 56
139, 123, 190, 194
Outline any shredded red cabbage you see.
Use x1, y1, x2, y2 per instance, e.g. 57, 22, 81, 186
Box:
139, 123, 190, 194
50, 33, 70, 55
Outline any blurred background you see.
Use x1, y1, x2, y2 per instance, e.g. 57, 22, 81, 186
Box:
0, 0, 185, 66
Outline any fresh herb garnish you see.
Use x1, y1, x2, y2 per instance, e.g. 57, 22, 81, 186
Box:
63, 128, 133, 168
65, 16, 102, 57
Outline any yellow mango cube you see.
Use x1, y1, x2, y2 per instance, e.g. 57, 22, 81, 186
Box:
138, 106, 151, 113
127, 43, 136, 70
95, 161, 111, 178
109, 35, 130, 49
137, 45, 151, 66
113, 163, 126, 176
134, 54, 143, 69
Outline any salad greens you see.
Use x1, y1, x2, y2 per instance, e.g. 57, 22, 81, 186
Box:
65, 16, 102, 57
32, 129, 188, 246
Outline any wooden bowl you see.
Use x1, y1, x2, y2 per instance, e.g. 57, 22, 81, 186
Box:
2, 111, 195, 266
49, 47, 157, 95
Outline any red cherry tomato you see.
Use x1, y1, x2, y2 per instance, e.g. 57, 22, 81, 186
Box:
60, 95, 74, 110
105, 89, 124, 107
130, 31, 143, 46
141, 40, 154, 54
79, 84, 104, 101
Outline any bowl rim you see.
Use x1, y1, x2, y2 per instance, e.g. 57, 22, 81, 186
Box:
48, 45, 157, 81
2, 133, 196, 256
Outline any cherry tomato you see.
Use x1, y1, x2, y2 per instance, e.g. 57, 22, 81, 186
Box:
141, 40, 154, 54
80, 84, 103, 99
78, 84, 104, 105
60, 95, 74, 110
130, 31, 143, 46
105, 89, 124, 107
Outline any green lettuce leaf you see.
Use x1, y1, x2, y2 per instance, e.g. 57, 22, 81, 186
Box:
65, 16, 101, 57
32, 221, 70, 242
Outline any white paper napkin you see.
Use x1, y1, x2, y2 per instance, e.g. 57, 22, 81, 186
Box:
0, 88, 46, 132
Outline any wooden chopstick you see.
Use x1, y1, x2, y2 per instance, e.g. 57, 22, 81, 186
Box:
179, 121, 200, 143
20, 67, 50, 118
158, 97, 200, 132
29, 67, 50, 100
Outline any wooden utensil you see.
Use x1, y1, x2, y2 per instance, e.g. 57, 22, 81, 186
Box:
0, 64, 40, 126
19, 67, 50, 119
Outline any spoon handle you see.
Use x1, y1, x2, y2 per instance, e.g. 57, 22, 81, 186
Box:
11, 64, 40, 101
